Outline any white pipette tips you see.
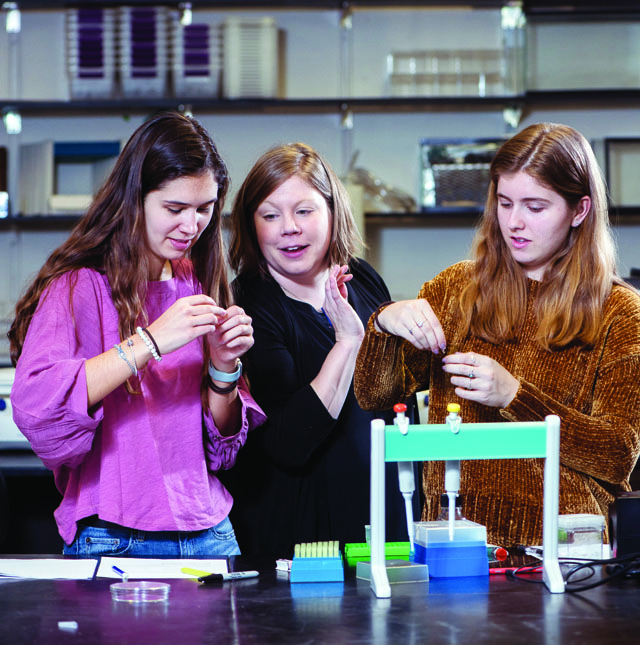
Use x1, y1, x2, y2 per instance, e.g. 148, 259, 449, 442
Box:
447, 491, 457, 541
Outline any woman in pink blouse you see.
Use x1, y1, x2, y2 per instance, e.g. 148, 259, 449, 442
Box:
8, 112, 265, 557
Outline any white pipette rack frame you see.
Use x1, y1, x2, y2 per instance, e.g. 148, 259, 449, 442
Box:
369, 414, 563, 597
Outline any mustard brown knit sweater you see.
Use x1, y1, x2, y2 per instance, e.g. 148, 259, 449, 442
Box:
355, 261, 640, 547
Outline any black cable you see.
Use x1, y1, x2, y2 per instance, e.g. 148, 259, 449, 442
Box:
565, 552, 640, 592
507, 551, 640, 593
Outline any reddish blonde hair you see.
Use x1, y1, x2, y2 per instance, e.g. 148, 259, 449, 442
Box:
460, 122, 620, 350
228, 142, 363, 278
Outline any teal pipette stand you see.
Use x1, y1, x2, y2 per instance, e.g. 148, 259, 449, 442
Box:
369, 413, 563, 598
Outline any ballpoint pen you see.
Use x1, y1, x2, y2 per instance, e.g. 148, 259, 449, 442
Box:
112, 565, 129, 582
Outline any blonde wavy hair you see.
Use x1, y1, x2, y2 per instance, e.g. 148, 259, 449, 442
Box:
460, 122, 621, 350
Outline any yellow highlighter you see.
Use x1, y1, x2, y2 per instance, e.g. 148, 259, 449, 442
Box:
181, 567, 212, 579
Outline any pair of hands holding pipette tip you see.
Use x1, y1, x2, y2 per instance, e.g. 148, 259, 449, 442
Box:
146, 294, 254, 373
376, 299, 519, 409
321, 265, 365, 345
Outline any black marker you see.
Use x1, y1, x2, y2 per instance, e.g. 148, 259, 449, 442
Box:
198, 570, 259, 584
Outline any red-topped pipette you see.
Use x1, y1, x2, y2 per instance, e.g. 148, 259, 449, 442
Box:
394, 403, 414, 552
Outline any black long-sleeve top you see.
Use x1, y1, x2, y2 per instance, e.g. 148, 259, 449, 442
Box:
220, 258, 418, 558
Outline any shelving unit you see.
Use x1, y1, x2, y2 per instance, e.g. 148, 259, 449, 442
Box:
3, 86, 640, 116
0, 0, 639, 330
2, 1, 639, 215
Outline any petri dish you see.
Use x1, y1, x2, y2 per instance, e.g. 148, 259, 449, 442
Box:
110, 581, 171, 603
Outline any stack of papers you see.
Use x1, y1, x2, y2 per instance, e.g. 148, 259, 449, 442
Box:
97, 557, 228, 579
0, 559, 98, 580
0, 557, 228, 580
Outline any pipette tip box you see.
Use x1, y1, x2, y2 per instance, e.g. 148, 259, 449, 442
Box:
344, 541, 411, 565
356, 559, 429, 584
290, 541, 344, 583
558, 513, 606, 559
413, 520, 489, 578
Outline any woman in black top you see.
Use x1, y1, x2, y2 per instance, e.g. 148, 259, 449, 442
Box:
222, 143, 417, 558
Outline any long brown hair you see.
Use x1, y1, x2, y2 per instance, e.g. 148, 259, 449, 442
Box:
228, 142, 363, 277
9, 112, 230, 365
460, 122, 619, 350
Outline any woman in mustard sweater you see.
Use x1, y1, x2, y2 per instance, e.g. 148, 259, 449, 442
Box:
354, 123, 640, 547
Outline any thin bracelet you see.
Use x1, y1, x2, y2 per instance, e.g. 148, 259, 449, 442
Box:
207, 375, 238, 395
126, 338, 138, 375
136, 326, 161, 362
373, 300, 395, 335
143, 327, 161, 358
114, 343, 137, 376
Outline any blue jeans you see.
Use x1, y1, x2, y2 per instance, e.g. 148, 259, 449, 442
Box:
63, 516, 241, 558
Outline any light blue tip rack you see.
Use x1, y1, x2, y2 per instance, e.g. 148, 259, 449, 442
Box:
369, 414, 563, 598
290, 541, 345, 583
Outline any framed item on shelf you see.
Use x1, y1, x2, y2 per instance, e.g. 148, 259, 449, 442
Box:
419, 138, 505, 213
604, 138, 640, 212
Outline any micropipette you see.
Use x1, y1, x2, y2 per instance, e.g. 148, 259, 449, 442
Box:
393, 403, 415, 553
445, 403, 461, 541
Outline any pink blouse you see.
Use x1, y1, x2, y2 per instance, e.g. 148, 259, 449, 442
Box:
11, 261, 265, 544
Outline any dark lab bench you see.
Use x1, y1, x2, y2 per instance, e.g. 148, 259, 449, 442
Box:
0, 555, 639, 644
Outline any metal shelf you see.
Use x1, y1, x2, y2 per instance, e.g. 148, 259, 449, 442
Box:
0, 215, 82, 230
524, 0, 640, 20
1, 88, 638, 118
12, 1, 640, 11
2, 205, 638, 231
10, 1, 515, 10
365, 205, 640, 227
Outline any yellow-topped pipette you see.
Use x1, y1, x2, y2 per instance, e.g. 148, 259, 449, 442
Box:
445, 403, 461, 541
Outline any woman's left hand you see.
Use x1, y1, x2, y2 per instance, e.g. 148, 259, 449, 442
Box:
207, 305, 254, 372
442, 351, 519, 408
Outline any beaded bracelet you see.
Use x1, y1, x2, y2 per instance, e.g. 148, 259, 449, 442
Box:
372, 300, 395, 335
136, 326, 162, 362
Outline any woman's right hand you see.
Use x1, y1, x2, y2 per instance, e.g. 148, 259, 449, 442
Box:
145, 294, 227, 356
321, 265, 364, 345
376, 299, 447, 354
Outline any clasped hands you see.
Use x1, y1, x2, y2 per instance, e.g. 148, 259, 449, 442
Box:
145, 295, 254, 372
376, 299, 519, 409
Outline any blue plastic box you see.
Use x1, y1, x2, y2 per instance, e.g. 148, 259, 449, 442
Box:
413, 520, 489, 578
